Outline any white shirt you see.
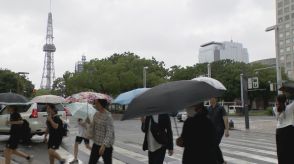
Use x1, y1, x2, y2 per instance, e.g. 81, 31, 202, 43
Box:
77, 123, 86, 137
275, 101, 294, 129
147, 115, 162, 152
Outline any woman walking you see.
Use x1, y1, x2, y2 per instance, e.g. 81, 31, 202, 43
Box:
274, 94, 294, 164
44, 103, 66, 164
88, 99, 115, 164
4, 106, 33, 164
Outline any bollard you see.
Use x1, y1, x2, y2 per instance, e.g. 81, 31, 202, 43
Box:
229, 119, 234, 129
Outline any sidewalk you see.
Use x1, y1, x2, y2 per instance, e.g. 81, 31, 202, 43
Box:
229, 116, 276, 134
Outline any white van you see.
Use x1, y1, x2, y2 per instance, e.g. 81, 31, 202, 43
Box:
228, 105, 242, 114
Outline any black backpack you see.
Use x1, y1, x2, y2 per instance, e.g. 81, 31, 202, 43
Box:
59, 122, 68, 137
21, 119, 31, 143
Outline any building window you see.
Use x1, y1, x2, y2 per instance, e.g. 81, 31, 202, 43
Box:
285, 15, 290, 21
278, 9, 283, 15
280, 55, 285, 61
285, 7, 290, 13
278, 1, 283, 8
280, 48, 285, 53
286, 46, 291, 51
286, 23, 291, 28
279, 17, 283, 23
286, 39, 291, 44
279, 33, 284, 38
280, 41, 285, 46
292, 4, 294, 10
286, 31, 291, 36
286, 62, 291, 68
287, 54, 292, 60
285, 0, 290, 5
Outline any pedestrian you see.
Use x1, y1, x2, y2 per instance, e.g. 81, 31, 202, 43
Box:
69, 118, 92, 164
176, 102, 218, 164
274, 94, 294, 164
44, 103, 66, 164
141, 114, 174, 164
88, 99, 115, 164
207, 97, 229, 164
4, 105, 33, 164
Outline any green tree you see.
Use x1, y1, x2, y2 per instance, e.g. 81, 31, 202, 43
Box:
62, 52, 169, 96
0, 69, 34, 97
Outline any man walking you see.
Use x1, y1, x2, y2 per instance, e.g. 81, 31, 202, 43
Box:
207, 97, 229, 164
141, 114, 174, 164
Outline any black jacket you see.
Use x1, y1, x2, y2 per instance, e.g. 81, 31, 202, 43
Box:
181, 112, 218, 164
141, 114, 173, 151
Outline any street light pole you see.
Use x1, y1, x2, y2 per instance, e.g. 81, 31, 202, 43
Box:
265, 25, 282, 95
143, 67, 148, 88
207, 63, 211, 77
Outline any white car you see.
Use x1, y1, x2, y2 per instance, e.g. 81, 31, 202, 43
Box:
0, 103, 70, 137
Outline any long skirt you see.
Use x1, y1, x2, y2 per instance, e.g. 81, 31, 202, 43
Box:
276, 125, 294, 164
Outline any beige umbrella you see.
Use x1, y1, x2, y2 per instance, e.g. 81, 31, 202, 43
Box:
31, 95, 66, 104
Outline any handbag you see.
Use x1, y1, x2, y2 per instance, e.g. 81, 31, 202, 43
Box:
150, 117, 168, 145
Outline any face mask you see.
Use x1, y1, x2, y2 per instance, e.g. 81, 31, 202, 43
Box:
185, 107, 196, 117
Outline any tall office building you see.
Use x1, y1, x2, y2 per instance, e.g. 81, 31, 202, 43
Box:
276, 0, 294, 80
75, 55, 87, 73
198, 41, 249, 64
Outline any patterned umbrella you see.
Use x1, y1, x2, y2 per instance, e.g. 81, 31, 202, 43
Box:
66, 92, 112, 104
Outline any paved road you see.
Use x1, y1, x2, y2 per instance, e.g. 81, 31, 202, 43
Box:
0, 116, 278, 164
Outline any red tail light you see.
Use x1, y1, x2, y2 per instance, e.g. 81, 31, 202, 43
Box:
31, 109, 38, 118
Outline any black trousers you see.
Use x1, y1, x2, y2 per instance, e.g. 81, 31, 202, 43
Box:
216, 130, 224, 163
88, 143, 113, 164
276, 125, 294, 164
148, 147, 166, 164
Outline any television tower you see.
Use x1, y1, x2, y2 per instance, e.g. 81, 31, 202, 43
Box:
40, 11, 56, 89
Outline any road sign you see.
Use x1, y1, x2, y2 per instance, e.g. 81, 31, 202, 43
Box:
248, 77, 259, 89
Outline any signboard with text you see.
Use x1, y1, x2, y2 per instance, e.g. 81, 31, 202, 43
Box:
248, 77, 259, 89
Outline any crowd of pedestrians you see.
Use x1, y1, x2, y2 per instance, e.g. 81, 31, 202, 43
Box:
3, 91, 294, 164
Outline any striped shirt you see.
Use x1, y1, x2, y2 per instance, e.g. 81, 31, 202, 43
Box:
91, 110, 115, 147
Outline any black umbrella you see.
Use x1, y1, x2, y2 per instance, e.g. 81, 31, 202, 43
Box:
121, 79, 226, 120
279, 82, 294, 93
0, 92, 29, 105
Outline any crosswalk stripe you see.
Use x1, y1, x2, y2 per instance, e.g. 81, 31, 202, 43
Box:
222, 148, 277, 163
114, 146, 148, 162
223, 137, 276, 146
77, 143, 126, 164
221, 143, 276, 156
57, 147, 75, 164
223, 156, 257, 164
222, 140, 276, 151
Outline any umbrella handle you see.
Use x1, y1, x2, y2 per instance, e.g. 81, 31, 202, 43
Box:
173, 117, 179, 137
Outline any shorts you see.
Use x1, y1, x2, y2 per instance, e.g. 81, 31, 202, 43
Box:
75, 136, 89, 144
6, 136, 19, 149
48, 136, 62, 149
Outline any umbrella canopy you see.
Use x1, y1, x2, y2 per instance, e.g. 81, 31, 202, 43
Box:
113, 88, 150, 105
279, 82, 294, 93
66, 92, 112, 103
0, 92, 29, 105
31, 95, 66, 104
65, 102, 97, 120
192, 76, 226, 90
122, 79, 226, 120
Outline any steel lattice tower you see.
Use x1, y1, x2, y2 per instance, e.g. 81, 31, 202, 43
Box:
40, 12, 56, 89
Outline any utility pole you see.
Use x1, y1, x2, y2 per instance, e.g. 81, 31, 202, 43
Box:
143, 67, 148, 88
265, 25, 282, 95
207, 63, 211, 77
240, 73, 249, 129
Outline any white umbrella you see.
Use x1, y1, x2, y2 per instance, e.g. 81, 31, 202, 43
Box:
192, 76, 226, 90
65, 102, 97, 120
31, 95, 66, 104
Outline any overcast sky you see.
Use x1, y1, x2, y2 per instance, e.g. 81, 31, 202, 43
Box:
0, 0, 276, 88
